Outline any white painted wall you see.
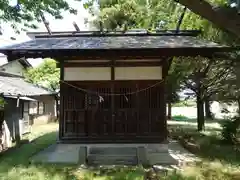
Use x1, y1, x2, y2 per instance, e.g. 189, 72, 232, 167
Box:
64, 66, 162, 81
115, 66, 162, 80
0, 60, 25, 76
0, 54, 8, 66
64, 67, 111, 81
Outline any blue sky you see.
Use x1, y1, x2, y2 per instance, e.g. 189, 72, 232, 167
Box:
0, 0, 90, 67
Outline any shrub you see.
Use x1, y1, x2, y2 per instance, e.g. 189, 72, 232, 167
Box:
221, 116, 240, 144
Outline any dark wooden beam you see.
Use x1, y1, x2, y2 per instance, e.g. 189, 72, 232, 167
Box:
111, 60, 115, 80
161, 57, 170, 140
59, 61, 64, 141
110, 59, 115, 135
63, 61, 163, 67
56, 62, 60, 68
163, 57, 174, 78
64, 80, 161, 85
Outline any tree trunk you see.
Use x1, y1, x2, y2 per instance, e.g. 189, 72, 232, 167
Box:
197, 95, 205, 131
205, 99, 213, 119
177, 0, 240, 38
237, 98, 240, 115
167, 103, 172, 120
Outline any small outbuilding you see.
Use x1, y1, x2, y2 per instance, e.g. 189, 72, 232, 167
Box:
0, 71, 57, 146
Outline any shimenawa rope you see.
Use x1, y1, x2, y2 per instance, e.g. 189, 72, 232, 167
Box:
60, 80, 164, 96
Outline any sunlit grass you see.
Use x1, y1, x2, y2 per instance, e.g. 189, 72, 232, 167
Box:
166, 122, 240, 180
1, 121, 239, 180
73, 166, 144, 180
24, 123, 59, 141
161, 161, 240, 180
0, 123, 63, 180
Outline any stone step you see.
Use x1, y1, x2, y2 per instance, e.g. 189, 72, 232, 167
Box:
147, 153, 178, 165
146, 144, 169, 153
88, 147, 137, 156
87, 155, 138, 165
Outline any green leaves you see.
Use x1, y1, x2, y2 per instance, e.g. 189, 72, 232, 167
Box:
0, 97, 6, 109
85, 0, 179, 31
24, 59, 60, 91
0, 0, 78, 32
83, 0, 239, 106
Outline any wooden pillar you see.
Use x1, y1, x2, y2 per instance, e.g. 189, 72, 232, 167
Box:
162, 57, 173, 140
111, 59, 115, 136
58, 60, 64, 141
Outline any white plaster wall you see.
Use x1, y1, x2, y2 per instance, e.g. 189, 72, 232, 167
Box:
31, 95, 57, 125
115, 66, 162, 80
64, 67, 111, 81
0, 61, 25, 76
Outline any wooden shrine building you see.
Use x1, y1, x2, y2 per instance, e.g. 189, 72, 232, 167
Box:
0, 30, 235, 144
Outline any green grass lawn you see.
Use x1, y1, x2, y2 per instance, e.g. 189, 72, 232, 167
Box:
0, 122, 239, 180
0, 123, 144, 180
167, 122, 240, 180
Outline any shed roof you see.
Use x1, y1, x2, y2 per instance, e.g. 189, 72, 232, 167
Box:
0, 36, 229, 50
0, 32, 236, 59
0, 75, 55, 97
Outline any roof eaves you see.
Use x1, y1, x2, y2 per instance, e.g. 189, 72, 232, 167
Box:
0, 71, 24, 78
0, 76, 55, 97
27, 30, 202, 39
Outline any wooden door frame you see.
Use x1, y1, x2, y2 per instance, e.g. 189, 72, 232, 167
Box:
21, 101, 30, 134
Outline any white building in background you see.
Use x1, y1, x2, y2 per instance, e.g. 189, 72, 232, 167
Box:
0, 37, 15, 66
0, 53, 7, 66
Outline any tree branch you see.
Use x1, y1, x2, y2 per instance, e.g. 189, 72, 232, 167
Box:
183, 80, 197, 93
176, 0, 240, 38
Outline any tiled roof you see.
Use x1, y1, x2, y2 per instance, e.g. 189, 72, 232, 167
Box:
0, 36, 228, 50
0, 75, 54, 96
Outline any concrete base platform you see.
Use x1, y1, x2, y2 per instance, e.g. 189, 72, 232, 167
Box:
31, 144, 87, 164
31, 141, 197, 166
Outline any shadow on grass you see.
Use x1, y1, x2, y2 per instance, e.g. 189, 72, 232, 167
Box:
0, 131, 80, 180
0, 131, 145, 180
169, 124, 240, 165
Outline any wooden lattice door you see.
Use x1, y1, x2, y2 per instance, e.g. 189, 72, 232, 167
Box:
63, 82, 87, 137
138, 81, 164, 136
113, 82, 138, 137
113, 81, 164, 139
62, 81, 165, 142
85, 83, 113, 137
